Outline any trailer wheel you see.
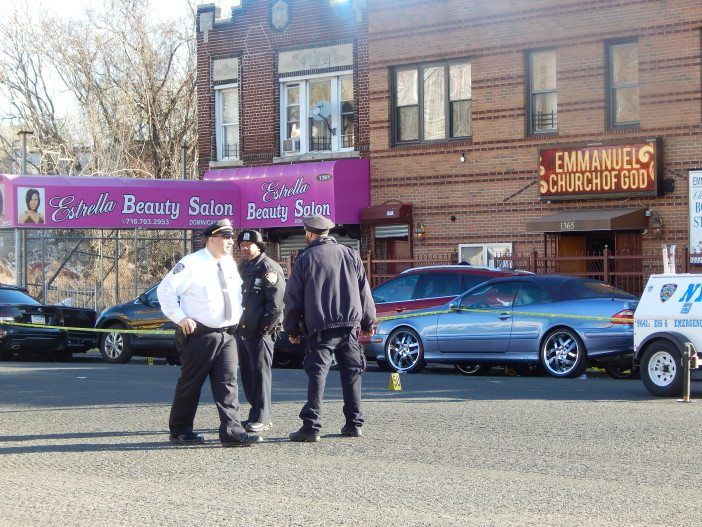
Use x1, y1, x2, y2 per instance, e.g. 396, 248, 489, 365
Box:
640, 340, 683, 397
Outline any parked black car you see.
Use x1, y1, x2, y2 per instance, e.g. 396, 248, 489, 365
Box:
95, 285, 304, 367
0, 284, 97, 360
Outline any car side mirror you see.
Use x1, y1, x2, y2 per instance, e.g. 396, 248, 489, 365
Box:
138, 294, 148, 304
449, 301, 460, 311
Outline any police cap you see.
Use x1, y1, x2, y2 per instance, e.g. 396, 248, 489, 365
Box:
302, 215, 335, 234
237, 229, 266, 251
203, 218, 234, 237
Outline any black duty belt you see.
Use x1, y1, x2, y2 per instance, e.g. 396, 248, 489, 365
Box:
194, 322, 238, 335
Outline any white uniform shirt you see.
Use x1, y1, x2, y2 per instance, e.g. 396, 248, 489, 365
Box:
157, 248, 243, 329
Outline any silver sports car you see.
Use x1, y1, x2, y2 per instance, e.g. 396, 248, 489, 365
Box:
368, 275, 637, 378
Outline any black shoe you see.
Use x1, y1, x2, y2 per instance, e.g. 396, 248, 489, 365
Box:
246, 421, 273, 432
341, 425, 363, 437
221, 433, 262, 447
169, 431, 205, 445
241, 419, 251, 428
289, 428, 320, 442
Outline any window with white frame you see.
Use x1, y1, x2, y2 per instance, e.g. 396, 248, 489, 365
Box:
458, 243, 513, 268
393, 61, 472, 144
215, 84, 240, 160
280, 72, 354, 155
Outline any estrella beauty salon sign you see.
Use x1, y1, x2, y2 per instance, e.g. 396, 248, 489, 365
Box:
539, 139, 660, 200
0, 174, 239, 229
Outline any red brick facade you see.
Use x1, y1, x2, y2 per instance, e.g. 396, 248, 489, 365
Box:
196, 0, 369, 173
196, 0, 702, 265
366, 0, 702, 262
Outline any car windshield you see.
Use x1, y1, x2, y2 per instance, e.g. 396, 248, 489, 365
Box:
0, 289, 40, 305
561, 279, 636, 300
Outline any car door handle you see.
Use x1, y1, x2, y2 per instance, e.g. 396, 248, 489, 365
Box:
394, 308, 405, 313
498, 313, 511, 320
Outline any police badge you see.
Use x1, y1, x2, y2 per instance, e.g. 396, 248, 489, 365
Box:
660, 283, 677, 302
265, 272, 278, 285
172, 263, 185, 274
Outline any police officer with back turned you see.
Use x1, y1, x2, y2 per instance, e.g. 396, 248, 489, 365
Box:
236, 229, 285, 433
283, 215, 376, 442
157, 219, 261, 447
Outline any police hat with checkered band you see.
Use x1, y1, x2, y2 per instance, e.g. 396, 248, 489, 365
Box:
237, 229, 266, 251
203, 218, 234, 237
302, 214, 335, 234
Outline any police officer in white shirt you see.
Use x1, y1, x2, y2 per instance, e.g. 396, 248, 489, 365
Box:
157, 219, 262, 447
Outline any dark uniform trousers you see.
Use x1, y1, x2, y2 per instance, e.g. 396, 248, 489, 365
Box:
238, 333, 274, 423
169, 326, 246, 442
300, 326, 367, 432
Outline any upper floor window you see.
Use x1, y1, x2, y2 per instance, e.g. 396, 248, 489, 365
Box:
393, 61, 471, 144
528, 50, 557, 134
607, 40, 639, 128
215, 84, 240, 160
280, 73, 354, 156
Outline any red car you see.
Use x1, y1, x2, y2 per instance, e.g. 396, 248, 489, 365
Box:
365, 265, 532, 366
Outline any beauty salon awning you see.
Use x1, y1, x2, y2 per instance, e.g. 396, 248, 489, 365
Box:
204, 158, 370, 228
0, 174, 237, 229
525, 207, 649, 232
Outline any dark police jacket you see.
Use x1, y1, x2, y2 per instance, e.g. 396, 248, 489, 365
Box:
283, 236, 375, 338
238, 253, 285, 337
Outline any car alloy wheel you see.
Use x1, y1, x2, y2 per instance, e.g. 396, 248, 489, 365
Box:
540, 328, 586, 378
385, 327, 426, 373
99, 324, 133, 364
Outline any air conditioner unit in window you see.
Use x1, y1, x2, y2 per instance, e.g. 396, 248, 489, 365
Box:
282, 138, 300, 153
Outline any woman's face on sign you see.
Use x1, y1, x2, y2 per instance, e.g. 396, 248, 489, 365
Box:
29, 193, 39, 211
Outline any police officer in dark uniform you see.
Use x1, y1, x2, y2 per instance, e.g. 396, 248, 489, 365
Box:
157, 219, 261, 447
236, 229, 285, 433
283, 215, 376, 442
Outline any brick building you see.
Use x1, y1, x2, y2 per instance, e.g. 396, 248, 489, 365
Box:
195, 0, 371, 260
196, 0, 702, 276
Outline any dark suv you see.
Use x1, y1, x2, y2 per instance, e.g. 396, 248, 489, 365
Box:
366, 265, 531, 364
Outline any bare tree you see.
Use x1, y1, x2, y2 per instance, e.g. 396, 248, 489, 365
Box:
0, 0, 197, 180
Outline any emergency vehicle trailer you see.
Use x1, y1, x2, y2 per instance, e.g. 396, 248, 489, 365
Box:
634, 274, 702, 396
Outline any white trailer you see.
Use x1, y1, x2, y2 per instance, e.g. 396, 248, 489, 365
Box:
634, 274, 702, 396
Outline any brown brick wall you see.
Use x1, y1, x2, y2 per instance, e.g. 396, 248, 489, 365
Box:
368, 0, 702, 260
196, 0, 369, 175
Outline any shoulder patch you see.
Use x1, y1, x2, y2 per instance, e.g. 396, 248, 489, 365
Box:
265, 271, 279, 285
172, 263, 185, 274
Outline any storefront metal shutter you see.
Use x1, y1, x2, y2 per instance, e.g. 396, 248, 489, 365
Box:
279, 234, 360, 260
374, 225, 409, 239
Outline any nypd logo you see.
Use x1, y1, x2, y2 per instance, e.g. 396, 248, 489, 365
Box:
659, 283, 677, 302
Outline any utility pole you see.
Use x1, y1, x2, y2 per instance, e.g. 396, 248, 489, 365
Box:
16, 130, 33, 287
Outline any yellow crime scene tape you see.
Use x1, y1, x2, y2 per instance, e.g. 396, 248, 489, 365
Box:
377, 307, 635, 324
0, 306, 634, 335
0, 321, 174, 335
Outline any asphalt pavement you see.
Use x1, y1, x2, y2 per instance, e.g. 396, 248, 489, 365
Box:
0, 356, 701, 527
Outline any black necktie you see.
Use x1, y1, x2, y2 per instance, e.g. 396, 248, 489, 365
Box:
217, 262, 233, 320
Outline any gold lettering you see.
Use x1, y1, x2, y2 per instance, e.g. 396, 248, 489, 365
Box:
622, 147, 632, 169
577, 151, 590, 172
621, 170, 630, 189
564, 151, 577, 172
601, 149, 611, 171
583, 172, 592, 191
632, 147, 641, 169
574, 172, 583, 191
591, 150, 601, 171
612, 148, 622, 170
549, 174, 557, 193
555, 152, 563, 173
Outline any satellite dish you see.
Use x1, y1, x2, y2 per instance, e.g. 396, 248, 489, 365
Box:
310, 100, 332, 121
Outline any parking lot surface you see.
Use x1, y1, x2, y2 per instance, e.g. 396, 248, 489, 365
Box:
1, 358, 700, 527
